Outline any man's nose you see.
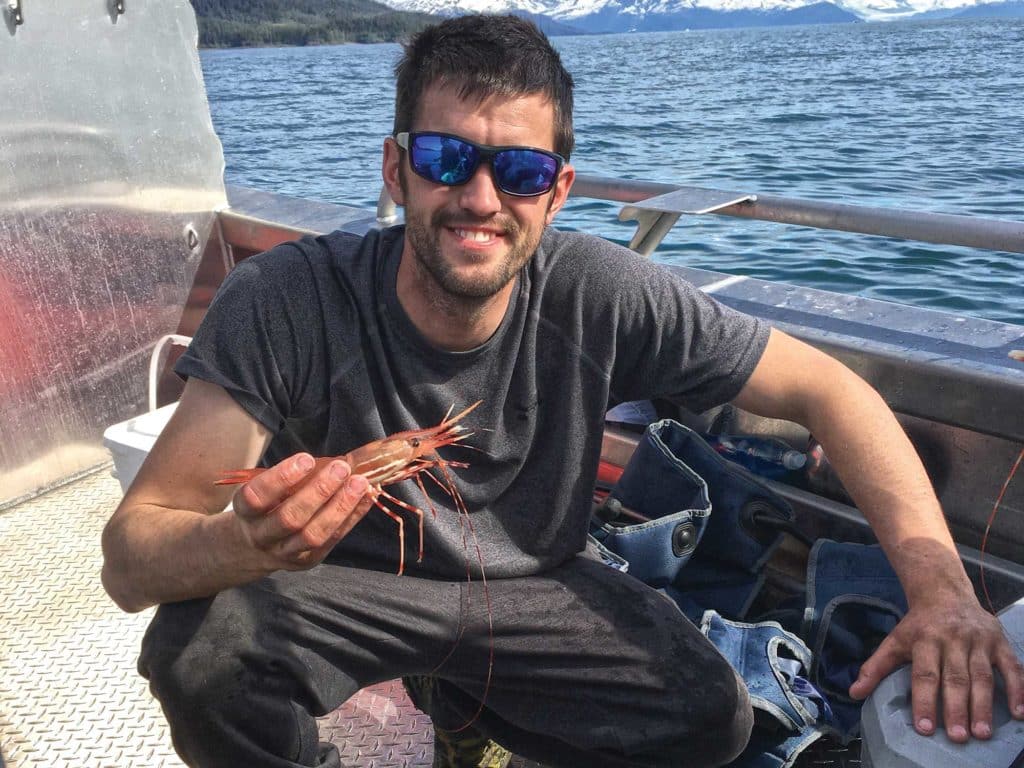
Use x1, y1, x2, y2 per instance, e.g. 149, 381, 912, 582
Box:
456, 162, 502, 216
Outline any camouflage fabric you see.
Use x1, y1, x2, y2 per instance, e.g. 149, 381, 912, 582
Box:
402, 676, 513, 768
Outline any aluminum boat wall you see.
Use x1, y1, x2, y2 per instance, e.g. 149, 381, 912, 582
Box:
0, 0, 226, 505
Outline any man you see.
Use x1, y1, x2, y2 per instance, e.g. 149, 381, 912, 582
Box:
101, 14, 1022, 768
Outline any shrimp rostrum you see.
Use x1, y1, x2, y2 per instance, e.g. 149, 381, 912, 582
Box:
215, 400, 482, 575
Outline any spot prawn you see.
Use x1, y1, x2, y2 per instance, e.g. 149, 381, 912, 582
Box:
215, 400, 483, 576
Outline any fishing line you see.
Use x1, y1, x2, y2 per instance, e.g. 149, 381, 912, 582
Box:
980, 447, 1024, 614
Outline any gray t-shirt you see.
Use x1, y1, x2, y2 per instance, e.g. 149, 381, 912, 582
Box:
177, 226, 768, 579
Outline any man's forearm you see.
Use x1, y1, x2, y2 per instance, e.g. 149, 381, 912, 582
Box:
101, 505, 271, 612
735, 330, 1022, 736
800, 368, 974, 606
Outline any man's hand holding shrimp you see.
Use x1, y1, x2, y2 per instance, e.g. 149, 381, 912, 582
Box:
101, 379, 374, 612
230, 453, 373, 570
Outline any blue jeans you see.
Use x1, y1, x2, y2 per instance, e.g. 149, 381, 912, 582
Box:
701, 610, 832, 768
592, 419, 712, 586
803, 539, 907, 739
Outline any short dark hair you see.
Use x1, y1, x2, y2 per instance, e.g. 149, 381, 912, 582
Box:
394, 15, 575, 160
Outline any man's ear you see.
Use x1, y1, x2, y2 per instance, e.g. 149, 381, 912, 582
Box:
382, 137, 405, 206
544, 164, 575, 226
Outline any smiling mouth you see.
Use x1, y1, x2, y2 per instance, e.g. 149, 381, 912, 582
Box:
451, 227, 500, 244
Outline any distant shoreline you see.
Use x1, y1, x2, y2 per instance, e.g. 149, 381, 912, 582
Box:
191, 0, 437, 50
199, 40, 399, 49
193, 11, 1024, 50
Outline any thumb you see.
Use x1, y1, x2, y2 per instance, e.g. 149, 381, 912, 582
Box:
850, 634, 906, 700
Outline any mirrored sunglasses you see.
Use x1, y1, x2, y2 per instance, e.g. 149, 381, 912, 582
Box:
395, 131, 565, 197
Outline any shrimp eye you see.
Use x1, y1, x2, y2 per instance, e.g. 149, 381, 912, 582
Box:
410, 438, 421, 448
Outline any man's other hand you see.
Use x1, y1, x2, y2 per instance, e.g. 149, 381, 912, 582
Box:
850, 595, 1024, 742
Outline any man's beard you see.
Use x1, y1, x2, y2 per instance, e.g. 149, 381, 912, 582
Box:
404, 207, 537, 302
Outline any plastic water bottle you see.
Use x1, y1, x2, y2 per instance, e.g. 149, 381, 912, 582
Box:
703, 434, 807, 479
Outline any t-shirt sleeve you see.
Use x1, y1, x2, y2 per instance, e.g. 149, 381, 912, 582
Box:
174, 243, 317, 434
605, 253, 770, 414
660, 282, 769, 413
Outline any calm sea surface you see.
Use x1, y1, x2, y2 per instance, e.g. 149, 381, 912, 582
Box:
199, 19, 1023, 325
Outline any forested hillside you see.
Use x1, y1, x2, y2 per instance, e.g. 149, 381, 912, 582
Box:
190, 0, 437, 47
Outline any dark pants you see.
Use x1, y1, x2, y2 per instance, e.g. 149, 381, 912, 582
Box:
139, 556, 752, 768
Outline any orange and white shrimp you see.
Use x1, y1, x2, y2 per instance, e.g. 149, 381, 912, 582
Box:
215, 400, 482, 576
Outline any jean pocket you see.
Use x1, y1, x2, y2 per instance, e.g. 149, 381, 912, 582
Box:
811, 596, 904, 706
700, 610, 826, 733
594, 419, 712, 586
591, 509, 705, 587
803, 539, 908, 704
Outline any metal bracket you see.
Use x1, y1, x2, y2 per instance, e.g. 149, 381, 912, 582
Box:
619, 187, 757, 257
376, 186, 399, 225
623, 210, 681, 257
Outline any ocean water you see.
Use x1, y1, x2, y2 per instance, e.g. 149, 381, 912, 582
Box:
199, 18, 1023, 325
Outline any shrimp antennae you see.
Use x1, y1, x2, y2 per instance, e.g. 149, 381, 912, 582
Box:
417, 453, 493, 733
980, 447, 1023, 613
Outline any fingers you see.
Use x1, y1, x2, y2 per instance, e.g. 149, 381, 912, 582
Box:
231, 455, 374, 569
277, 474, 373, 560
937, 643, 971, 743
247, 459, 352, 545
991, 643, 1024, 720
995, 642, 1024, 723
233, 453, 317, 522
850, 631, 906, 701
909, 639, 942, 737
953, 621, 1024, 740
852, 612, 986, 742
851, 600, 1024, 746
968, 648, 995, 739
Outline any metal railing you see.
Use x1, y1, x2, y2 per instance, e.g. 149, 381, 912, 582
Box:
573, 174, 1024, 257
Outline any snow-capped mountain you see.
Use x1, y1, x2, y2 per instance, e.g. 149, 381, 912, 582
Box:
392, 0, 552, 13
384, 0, 1008, 23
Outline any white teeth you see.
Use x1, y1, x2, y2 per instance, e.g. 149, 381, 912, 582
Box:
455, 228, 495, 243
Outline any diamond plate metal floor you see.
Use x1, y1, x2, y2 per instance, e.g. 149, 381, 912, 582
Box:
0, 469, 451, 768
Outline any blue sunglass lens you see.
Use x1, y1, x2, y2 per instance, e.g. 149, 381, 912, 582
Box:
493, 150, 559, 196
410, 135, 478, 186
409, 134, 559, 196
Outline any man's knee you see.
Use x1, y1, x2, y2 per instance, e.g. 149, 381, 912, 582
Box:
668, 668, 753, 767
139, 598, 312, 765
701, 671, 753, 766
140, 599, 248, 717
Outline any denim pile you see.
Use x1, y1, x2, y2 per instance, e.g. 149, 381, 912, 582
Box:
591, 419, 907, 767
